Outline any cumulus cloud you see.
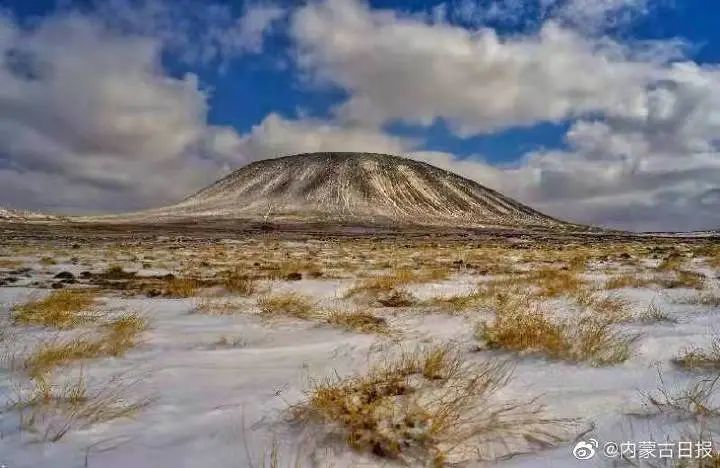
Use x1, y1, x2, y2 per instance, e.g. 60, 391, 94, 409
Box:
0, 11, 244, 213
1, 0, 718, 231
232, 113, 414, 159
291, 0, 664, 135
283, 0, 720, 231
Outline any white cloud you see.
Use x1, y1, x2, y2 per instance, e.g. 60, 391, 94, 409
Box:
232, 113, 414, 159
291, 0, 662, 135
0, 11, 244, 213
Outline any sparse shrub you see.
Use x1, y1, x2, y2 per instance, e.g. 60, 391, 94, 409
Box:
292, 345, 571, 465
325, 310, 389, 334
257, 293, 316, 320
674, 336, 720, 371
13, 290, 97, 329
640, 371, 720, 419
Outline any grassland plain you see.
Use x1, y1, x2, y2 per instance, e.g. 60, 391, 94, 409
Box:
1, 222, 720, 466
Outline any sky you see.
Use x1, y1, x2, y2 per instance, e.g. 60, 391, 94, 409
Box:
0, 0, 719, 231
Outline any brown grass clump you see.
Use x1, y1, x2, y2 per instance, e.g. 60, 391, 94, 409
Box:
24, 314, 147, 378
292, 345, 570, 465
164, 277, 201, 297
325, 310, 389, 334
13, 290, 97, 329
603, 273, 655, 290
345, 267, 449, 298
9, 371, 149, 442
573, 290, 632, 323
101, 313, 148, 357
657, 253, 686, 272
477, 295, 636, 366
345, 269, 415, 296
673, 336, 720, 371
529, 269, 584, 298
377, 289, 416, 307
257, 293, 316, 320
431, 289, 495, 314
192, 297, 243, 315
660, 270, 707, 290
222, 270, 258, 296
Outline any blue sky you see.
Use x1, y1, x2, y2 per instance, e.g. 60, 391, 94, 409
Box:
1, 0, 719, 231
8, 0, 717, 163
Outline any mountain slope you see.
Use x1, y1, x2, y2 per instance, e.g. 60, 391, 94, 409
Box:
147, 152, 563, 228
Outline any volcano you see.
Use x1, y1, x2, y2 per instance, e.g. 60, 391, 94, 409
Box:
126, 152, 561, 229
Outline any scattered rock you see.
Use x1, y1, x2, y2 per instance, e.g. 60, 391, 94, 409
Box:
54, 271, 75, 280
284, 272, 302, 281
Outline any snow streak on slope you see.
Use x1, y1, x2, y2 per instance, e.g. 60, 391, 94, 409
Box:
159, 153, 562, 227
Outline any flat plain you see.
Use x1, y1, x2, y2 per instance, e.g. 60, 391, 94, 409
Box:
1, 220, 719, 467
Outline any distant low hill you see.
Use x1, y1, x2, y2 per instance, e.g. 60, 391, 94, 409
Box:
125, 152, 566, 229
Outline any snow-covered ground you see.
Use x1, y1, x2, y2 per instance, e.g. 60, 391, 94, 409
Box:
0, 245, 719, 467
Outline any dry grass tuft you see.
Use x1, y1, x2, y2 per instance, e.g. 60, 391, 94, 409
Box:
257, 293, 316, 320
477, 295, 637, 366
678, 291, 720, 307
377, 289, 416, 307
292, 344, 569, 465
325, 310, 389, 334
430, 289, 494, 314
640, 371, 720, 419
24, 313, 147, 378
222, 270, 258, 296
663, 270, 707, 290
603, 273, 656, 290
192, 297, 243, 315
102, 313, 148, 357
345, 267, 449, 298
573, 289, 632, 322
657, 253, 686, 272
530, 269, 585, 298
638, 302, 677, 324
164, 277, 201, 297
13, 290, 97, 329
9, 371, 150, 442
674, 336, 720, 371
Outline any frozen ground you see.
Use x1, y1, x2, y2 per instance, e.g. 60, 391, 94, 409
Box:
0, 231, 719, 467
